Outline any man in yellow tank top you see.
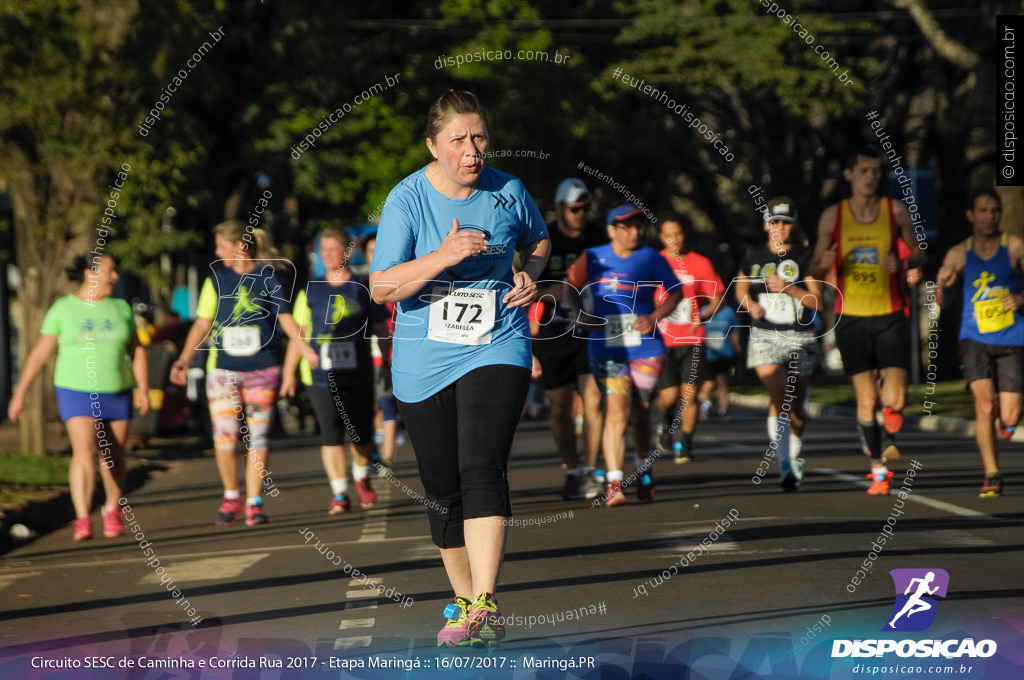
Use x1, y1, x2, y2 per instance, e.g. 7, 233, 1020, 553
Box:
812, 148, 924, 496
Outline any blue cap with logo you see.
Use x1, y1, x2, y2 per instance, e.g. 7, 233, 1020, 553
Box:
607, 203, 645, 225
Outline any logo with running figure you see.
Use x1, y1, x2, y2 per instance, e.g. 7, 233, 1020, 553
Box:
882, 569, 949, 632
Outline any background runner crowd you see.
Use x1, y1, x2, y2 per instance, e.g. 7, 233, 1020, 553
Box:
8, 94, 1019, 648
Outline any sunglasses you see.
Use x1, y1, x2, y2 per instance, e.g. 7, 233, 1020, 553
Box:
614, 222, 642, 231
566, 205, 588, 214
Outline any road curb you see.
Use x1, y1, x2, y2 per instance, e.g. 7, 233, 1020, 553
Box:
0, 443, 190, 556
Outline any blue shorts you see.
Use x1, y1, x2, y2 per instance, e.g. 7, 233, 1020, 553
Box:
55, 388, 133, 422
379, 394, 398, 422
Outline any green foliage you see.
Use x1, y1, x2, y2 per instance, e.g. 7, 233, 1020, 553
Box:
0, 452, 69, 487
1, 0, 1002, 282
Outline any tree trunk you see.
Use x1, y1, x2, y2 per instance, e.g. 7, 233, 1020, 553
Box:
16, 269, 47, 455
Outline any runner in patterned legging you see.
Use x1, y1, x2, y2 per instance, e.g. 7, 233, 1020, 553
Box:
170, 221, 317, 526
569, 204, 682, 506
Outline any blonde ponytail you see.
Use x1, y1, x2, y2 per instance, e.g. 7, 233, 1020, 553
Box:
214, 220, 282, 267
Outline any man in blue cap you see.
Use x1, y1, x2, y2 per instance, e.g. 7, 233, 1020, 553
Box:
569, 204, 681, 506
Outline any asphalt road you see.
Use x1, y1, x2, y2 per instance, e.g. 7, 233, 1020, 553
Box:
1, 407, 1022, 680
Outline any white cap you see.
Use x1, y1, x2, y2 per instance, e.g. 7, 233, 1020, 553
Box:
555, 178, 590, 204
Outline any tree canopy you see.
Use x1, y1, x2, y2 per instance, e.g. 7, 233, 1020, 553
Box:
0, 0, 1011, 447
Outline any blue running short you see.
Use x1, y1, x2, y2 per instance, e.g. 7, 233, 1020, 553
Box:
55, 388, 133, 422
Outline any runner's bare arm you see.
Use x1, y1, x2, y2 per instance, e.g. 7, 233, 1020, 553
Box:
733, 270, 762, 320
810, 205, 839, 279
935, 242, 966, 308
505, 236, 551, 308
893, 200, 926, 269
370, 219, 488, 304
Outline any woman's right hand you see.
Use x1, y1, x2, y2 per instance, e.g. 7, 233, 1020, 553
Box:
7, 393, 24, 423
437, 219, 488, 267
280, 375, 296, 398
747, 301, 764, 321
169, 361, 189, 386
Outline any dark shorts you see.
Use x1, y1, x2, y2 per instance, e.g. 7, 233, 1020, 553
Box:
532, 336, 591, 391
707, 357, 735, 377
658, 344, 707, 390
56, 388, 133, 422
308, 381, 376, 447
960, 339, 1023, 393
835, 313, 909, 376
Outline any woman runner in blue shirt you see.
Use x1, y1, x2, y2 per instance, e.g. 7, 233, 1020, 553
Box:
370, 90, 549, 647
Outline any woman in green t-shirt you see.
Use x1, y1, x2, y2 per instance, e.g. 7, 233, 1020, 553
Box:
9, 254, 150, 541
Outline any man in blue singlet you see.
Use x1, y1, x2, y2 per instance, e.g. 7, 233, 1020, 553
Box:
937, 189, 1024, 497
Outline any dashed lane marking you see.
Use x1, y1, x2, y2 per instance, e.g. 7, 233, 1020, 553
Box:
358, 483, 391, 543
340, 619, 375, 629
333, 636, 372, 650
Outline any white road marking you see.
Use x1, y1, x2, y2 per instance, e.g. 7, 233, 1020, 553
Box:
359, 483, 391, 543
345, 590, 380, 599
340, 619, 375, 629
333, 636, 372, 649
139, 553, 269, 584
816, 468, 1000, 520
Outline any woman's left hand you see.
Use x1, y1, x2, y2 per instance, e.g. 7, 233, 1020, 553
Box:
503, 271, 538, 308
301, 343, 320, 370
136, 390, 150, 416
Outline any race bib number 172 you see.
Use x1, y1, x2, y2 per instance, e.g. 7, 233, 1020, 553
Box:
427, 286, 497, 345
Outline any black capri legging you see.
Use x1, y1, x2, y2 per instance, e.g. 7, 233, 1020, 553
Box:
307, 382, 376, 447
398, 364, 531, 549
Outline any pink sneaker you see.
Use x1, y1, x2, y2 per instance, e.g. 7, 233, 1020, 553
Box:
437, 596, 474, 647
102, 505, 124, 538
245, 502, 268, 526
73, 517, 93, 541
215, 496, 244, 525
355, 478, 376, 509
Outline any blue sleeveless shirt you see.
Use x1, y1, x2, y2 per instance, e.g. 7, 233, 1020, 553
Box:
960, 233, 1024, 346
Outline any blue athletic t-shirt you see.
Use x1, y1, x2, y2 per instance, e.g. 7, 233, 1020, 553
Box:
572, 243, 679, 360
370, 165, 547, 402
960, 233, 1024, 346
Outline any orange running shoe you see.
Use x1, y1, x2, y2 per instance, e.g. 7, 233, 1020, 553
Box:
866, 470, 894, 496
882, 406, 904, 435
